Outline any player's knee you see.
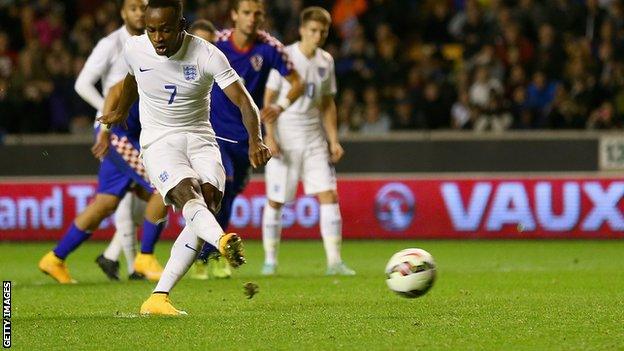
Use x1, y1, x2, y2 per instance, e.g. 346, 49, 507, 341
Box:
200, 183, 223, 213
317, 190, 338, 204
134, 186, 152, 202
146, 193, 168, 219
168, 178, 202, 208
95, 195, 121, 217
114, 216, 135, 233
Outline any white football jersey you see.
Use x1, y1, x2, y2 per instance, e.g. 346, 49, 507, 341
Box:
81, 26, 133, 116
266, 43, 336, 148
123, 32, 240, 149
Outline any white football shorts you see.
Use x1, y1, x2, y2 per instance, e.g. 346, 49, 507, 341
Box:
265, 142, 337, 203
142, 133, 225, 206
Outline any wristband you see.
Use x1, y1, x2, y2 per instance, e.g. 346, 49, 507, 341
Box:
276, 96, 291, 111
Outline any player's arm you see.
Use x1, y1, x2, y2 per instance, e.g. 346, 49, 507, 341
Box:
91, 80, 124, 159
223, 80, 271, 168
98, 73, 138, 127
74, 40, 111, 111
261, 70, 304, 123
75, 69, 105, 111
263, 87, 279, 108
321, 94, 344, 163
281, 70, 304, 109
262, 71, 282, 157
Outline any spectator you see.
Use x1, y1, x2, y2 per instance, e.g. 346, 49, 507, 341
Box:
526, 71, 558, 127
451, 90, 474, 130
469, 65, 503, 112
587, 101, 619, 129
360, 104, 391, 135
548, 85, 585, 129
0, 31, 15, 79
534, 23, 567, 79
391, 97, 416, 131
495, 21, 534, 68
422, 1, 453, 43
10, 41, 53, 133
337, 88, 363, 135
419, 81, 451, 129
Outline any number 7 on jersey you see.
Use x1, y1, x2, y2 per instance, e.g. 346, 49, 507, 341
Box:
165, 85, 177, 104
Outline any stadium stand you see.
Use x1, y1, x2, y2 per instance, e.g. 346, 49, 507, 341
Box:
1, 0, 624, 135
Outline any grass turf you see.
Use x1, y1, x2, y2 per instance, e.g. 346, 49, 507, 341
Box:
1, 240, 623, 350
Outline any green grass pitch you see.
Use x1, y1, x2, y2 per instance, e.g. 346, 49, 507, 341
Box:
1, 240, 623, 350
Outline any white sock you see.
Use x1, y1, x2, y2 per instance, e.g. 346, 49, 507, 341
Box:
154, 226, 199, 293
182, 199, 223, 247
130, 194, 147, 225
124, 194, 144, 273
103, 231, 123, 261
320, 203, 342, 266
104, 195, 136, 261
262, 204, 282, 265
120, 228, 137, 273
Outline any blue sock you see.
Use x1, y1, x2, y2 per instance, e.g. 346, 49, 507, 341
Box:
198, 242, 219, 261
216, 180, 236, 230
140, 219, 166, 254
53, 223, 90, 260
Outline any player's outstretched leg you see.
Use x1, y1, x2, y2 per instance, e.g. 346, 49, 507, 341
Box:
39, 194, 120, 283
318, 191, 355, 276
134, 194, 168, 281
261, 200, 283, 275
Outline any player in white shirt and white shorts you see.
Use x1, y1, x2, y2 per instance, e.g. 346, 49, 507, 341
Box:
100, 0, 270, 316
261, 7, 355, 276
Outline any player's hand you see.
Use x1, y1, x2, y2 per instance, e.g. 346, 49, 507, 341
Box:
97, 110, 127, 130
249, 139, 272, 168
329, 141, 344, 164
91, 129, 110, 160
265, 135, 281, 159
260, 104, 283, 124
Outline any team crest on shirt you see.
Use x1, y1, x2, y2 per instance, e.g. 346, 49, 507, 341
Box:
182, 65, 198, 81
318, 67, 327, 78
250, 54, 263, 72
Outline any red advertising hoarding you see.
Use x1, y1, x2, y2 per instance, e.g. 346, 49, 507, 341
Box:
1, 176, 624, 240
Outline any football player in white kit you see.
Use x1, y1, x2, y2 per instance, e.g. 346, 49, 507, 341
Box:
262, 7, 355, 275
261, 7, 355, 276
100, 0, 270, 315
73, 0, 165, 281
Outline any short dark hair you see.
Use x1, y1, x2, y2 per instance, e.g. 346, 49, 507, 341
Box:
231, 0, 264, 11
189, 19, 216, 34
147, 0, 183, 18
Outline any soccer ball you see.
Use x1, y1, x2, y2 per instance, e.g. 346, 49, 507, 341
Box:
385, 248, 436, 298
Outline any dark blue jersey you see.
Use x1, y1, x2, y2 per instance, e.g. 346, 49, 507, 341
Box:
210, 29, 293, 142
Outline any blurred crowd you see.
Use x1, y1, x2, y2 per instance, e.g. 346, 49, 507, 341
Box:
1, 0, 624, 136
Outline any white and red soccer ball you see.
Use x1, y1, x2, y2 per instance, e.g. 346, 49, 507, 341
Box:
385, 248, 436, 298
